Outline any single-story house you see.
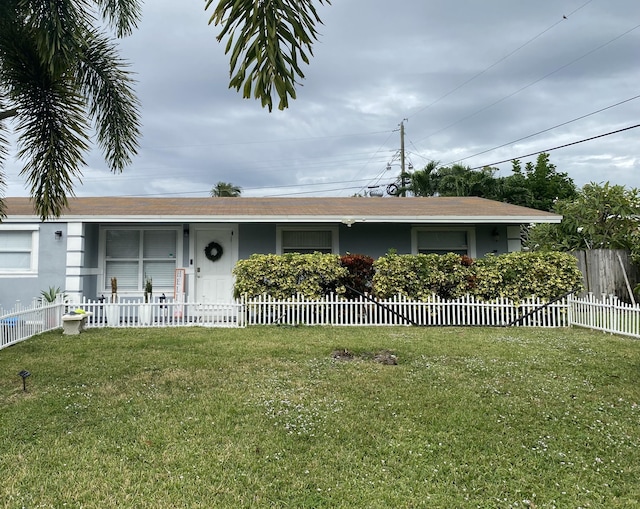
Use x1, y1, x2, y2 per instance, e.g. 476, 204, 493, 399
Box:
0, 196, 561, 308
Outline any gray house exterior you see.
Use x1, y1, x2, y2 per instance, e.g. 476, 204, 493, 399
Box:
0, 196, 561, 309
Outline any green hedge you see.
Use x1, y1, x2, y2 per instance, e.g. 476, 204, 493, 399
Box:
232, 253, 347, 299
233, 251, 584, 302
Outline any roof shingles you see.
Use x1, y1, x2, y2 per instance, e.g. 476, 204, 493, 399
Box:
2, 196, 561, 223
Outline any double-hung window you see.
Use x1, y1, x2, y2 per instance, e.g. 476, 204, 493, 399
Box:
413, 228, 476, 257
104, 228, 178, 291
277, 227, 337, 254
0, 226, 39, 275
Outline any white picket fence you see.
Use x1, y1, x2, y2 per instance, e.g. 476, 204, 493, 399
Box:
243, 293, 569, 327
569, 294, 640, 338
0, 299, 64, 350
2, 293, 640, 350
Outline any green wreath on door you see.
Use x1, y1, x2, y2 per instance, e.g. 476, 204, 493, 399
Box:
204, 241, 223, 262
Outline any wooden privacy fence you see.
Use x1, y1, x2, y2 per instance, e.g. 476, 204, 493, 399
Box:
243, 293, 570, 327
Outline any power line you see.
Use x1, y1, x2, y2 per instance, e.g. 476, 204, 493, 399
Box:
442, 94, 640, 167
414, 22, 640, 147
469, 123, 640, 170
406, 2, 591, 122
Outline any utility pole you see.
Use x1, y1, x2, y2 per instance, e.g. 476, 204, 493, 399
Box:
399, 119, 409, 197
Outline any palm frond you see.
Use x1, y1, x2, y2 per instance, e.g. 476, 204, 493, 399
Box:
77, 30, 140, 172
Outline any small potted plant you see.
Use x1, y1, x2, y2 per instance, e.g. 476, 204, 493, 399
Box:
139, 277, 153, 325
105, 277, 120, 326
40, 286, 66, 329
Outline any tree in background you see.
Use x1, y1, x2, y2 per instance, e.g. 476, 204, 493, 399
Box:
0, 0, 141, 219
211, 182, 242, 197
507, 153, 577, 211
410, 163, 501, 200
525, 182, 640, 253
409, 153, 576, 213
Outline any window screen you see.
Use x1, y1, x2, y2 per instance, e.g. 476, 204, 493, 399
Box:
282, 230, 332, 254
105, 228, 177, 291
417, 230, 468, 255
0, 231, 33, 270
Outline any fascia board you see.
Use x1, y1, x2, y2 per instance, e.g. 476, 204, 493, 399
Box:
3, 213, 562, 224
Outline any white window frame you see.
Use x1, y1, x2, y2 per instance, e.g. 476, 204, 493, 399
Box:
99, 226, 182, 294
0, 225, 39, 277
276, 225, 339, 254
411, 227, 476, 258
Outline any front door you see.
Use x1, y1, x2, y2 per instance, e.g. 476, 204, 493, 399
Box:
194, 228, 236, 303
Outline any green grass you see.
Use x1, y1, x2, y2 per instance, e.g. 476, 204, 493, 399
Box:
1, 326, 639, 508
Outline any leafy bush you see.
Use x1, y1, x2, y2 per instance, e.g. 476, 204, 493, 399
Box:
372, 252, 476, 300
233, 253, 347, 299
372, 251, 582, 302
233, 251, 583, 303
339, 253, 375, 299
473, 251, 584, 301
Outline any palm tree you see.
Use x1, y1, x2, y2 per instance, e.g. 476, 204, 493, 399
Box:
211, 182, 242, 197
0, 0, 142, 219
207, 0, 330, 112
409, 161, 439, 197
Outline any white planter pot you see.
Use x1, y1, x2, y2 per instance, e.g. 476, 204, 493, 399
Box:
139, 304, 153, 325
104, 304, 120, 326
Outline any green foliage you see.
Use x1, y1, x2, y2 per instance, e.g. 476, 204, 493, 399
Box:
207, 0, 330, 112
373, 251, 582, 302
0, 0, 141, 219
526, 182, 640, 253
473, 251, 584, 301
40, 286, 64, 303
233, 252, 347, 299
234, 250, 582, 303
339, 253, 375, 298
409, 153, 576, 212
507, 153, 577, 211
373, 253, 476, 301
144, 277, 152, 303
210, 181, 241, 197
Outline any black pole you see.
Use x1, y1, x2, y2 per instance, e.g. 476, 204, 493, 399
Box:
504, 289, 579, 327
344, 285, 421, 326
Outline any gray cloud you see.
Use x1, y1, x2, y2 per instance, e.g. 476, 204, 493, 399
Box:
5, 0, 640, 199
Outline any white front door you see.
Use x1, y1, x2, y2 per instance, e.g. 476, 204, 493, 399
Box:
194, 228, 236, 303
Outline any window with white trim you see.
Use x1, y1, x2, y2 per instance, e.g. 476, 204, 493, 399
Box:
413, 228, 476, 257
278, 227, 337, 254
104, 228, 178, 291
0, 227, 38, 275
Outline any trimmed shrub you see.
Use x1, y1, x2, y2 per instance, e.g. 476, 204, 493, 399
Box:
372, 251, 582, 302
233, 253, 347, 299
472, 251, 584, 301
372, 252, 476, 300
233, 251, 583, 303
339, 253, 375, 299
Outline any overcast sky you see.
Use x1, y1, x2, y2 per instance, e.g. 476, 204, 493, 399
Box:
5, 0, 640, 199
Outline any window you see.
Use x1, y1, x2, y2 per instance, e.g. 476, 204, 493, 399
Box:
413, 228, 476, 257
104, 228, 178, 291
278, 227, 337, 254
0, 227, 38, 275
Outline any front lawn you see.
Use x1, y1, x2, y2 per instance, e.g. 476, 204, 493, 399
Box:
1, 326, 639, 508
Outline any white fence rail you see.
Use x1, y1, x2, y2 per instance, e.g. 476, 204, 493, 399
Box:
243, 293, 569, 327
76, 296, 244, 329
4, 293, 640, 350
1, 299, 64, 349
569, 294, 640, 338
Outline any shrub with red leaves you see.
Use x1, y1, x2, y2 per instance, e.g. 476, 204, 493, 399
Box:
340, 254, 375, 299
